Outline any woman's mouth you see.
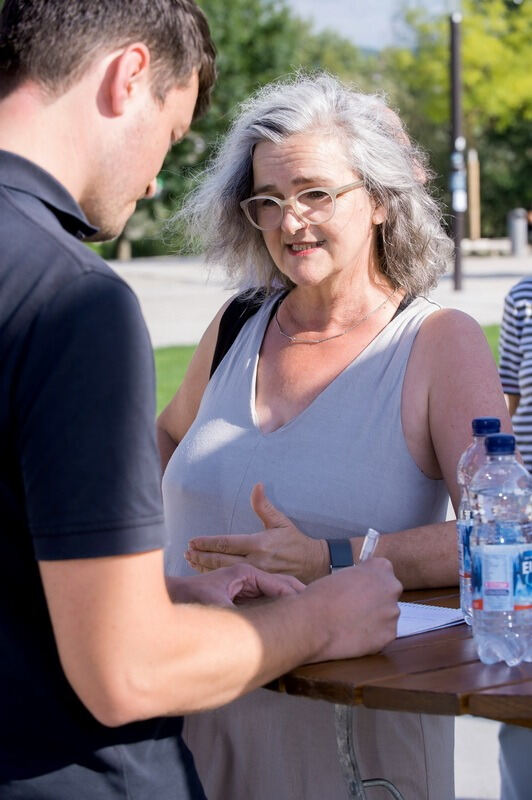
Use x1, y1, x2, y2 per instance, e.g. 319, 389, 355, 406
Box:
288, 241, 325, 254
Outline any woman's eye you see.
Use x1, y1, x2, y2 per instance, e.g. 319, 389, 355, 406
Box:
258, 198, 278, 208
305, 190, 328, 200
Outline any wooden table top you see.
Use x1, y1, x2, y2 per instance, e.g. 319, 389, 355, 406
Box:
267, 587, 532, 727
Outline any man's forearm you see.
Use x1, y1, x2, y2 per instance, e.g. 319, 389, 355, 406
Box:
41, 551, 322, 727
41, 552, 400, 728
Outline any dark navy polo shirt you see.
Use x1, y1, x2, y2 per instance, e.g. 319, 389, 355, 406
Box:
0, 151, 206, 799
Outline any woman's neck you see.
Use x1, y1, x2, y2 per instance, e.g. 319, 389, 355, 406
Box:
282, 274, 402, 333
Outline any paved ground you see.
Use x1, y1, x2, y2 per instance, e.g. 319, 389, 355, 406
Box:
111, 250, 532, 799
455, 717, 502, 800
112, 257, 234, 347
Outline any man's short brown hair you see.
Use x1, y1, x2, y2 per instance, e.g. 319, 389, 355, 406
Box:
0, 0, 216, 117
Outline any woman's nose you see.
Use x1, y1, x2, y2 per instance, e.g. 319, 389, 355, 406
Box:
280, 204, 306, 234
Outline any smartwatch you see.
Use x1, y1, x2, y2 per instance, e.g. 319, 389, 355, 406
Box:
326, 538, 354, 573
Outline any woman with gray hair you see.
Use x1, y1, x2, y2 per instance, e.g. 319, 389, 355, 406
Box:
158, 73, 510, 799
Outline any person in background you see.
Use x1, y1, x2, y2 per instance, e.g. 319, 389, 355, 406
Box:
157, 72, 512, 800
497, 279, 532, 800
0, 3, 403, 798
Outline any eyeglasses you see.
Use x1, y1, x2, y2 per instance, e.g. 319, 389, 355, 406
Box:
239, 180, 364, 231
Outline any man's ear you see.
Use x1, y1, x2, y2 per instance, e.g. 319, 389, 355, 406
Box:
106, 43, 151, 116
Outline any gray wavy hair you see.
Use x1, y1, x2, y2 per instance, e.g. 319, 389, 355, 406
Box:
176, 72, 452, 297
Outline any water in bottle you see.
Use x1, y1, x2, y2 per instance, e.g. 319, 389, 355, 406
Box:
470, 434, 532, 666
456, 417, 501, 624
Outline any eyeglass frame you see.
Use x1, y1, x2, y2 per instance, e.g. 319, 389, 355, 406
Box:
239, 179, 365, 231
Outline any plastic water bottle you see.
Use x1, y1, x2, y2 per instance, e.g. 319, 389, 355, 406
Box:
457, 417, 501, 624
470, 434, 532, 666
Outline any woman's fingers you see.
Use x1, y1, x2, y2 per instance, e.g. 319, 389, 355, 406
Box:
185, 533, 258, 569
189, 533, 257, 555
185, 549, 246, 572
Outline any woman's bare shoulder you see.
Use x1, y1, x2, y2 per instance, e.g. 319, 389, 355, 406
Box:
415, 306, 491, 362
420, 306, 483, 335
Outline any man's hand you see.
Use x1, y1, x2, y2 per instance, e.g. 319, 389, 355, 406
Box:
185, 483, 328, 583
167, 563, 305, 608
302, 558, 402, 662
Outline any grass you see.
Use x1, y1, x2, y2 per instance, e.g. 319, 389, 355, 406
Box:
154, 345, 196, 415
154, 325, 501, 416
483, 325, 500, 364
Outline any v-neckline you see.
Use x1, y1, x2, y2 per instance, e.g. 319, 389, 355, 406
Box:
250, 292, 414, 437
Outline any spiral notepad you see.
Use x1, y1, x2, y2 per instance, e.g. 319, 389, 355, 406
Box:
397, 602, 464, 638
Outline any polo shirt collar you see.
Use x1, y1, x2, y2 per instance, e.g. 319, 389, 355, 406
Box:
0, 150, 98, 240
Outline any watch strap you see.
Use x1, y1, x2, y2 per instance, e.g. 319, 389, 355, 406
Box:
326, 538, 354, 573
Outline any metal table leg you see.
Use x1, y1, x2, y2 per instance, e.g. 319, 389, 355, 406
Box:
334, 704, 406, 800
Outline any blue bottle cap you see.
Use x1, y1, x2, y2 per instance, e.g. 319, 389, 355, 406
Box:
472, 417, 501, 435
484, 433, 515, 455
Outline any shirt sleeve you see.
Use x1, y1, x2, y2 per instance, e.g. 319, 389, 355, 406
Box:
15, 270, 167, 559
499, 290, 522, 396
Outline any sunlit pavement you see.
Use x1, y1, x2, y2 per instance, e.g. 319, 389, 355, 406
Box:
455, 716, 501, 800
111, 248, 531, 799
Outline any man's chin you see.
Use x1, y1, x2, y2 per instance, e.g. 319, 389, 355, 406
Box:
85, 228, 124, 243
82, 204, 136, 243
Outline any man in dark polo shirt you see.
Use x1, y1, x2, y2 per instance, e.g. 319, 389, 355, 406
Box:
0, 2, 402, 798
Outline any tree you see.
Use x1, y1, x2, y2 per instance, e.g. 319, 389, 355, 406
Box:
380, 0, 532, 236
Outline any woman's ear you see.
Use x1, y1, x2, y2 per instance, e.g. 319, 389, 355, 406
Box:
372, 205, 387, 225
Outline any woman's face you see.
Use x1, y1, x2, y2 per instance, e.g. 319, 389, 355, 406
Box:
251, 132, 385, 290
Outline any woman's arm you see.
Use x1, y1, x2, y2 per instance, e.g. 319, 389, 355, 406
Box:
417, 309, 512, 507
374, 309, 513, 588
156, 298, 233, 473
185, 490, 458, 588
355, 310, 512, 587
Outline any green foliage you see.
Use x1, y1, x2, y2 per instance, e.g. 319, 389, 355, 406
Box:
463, 0, 531, 132
483, 324, 500, 364
381, 0, 532, 236
296, 29, 376, 88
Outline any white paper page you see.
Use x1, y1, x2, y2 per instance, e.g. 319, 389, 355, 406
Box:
397, 602, 464, 638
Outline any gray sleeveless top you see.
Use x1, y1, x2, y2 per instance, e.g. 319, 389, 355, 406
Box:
163, 292, 449, 577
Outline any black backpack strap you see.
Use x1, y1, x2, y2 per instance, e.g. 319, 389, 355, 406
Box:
209, 291, 263, 379
209, 290, 286, 379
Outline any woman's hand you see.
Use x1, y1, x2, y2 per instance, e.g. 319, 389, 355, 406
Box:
185, 483, 329, 583
167, 563, 304, 608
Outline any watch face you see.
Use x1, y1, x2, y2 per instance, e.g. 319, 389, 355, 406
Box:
327, 539, 354, 571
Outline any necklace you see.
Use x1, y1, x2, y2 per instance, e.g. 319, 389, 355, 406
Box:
274, 288, 398, 345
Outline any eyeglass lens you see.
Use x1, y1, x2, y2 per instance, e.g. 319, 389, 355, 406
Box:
247, 189, 334, 230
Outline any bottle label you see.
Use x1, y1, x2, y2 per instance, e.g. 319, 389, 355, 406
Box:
472, 544, 532, 611
457, 519, 473, 579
